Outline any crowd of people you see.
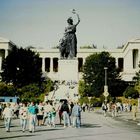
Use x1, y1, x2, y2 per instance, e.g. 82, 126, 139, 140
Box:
0, 100, 82, 133
1, 99, 139, 133
101, 101, 138, 120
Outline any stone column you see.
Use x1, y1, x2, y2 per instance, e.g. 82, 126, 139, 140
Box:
116, 58, 118, 68
83, 58, 86, 65
130, 49, 133, 69
50, 58, 53, 73
5, 49, 8, 58
42, 57, 45, 72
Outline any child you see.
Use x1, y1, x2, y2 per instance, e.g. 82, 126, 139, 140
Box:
51, 107, 56, 127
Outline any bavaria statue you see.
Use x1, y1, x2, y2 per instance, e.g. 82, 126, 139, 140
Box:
59, 9, 80, 59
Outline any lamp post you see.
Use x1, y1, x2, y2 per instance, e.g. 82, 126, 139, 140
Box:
104, 67, 108, 86
103, 67, 109, 103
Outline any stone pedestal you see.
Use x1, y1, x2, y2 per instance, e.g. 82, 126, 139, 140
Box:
47, 59, 79, 102
58, 59, 78, 82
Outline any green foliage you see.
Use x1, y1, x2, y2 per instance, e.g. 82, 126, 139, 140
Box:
38, 93, 46, 102
80, 45, 93, 49
83, 51, 128, 97
90, 97, 102, 107
123, 86, 139, 99
78, 80, 86, 97
38, 78, 54, 95
2, 46, 42, 88
115, 98, 122, 103
79, 96, 89, 105
135, 84, 140, 94
0, 79, 53, 102
0, 82, 16, 96
78, 96, 102, 107
19, 78, 53, 102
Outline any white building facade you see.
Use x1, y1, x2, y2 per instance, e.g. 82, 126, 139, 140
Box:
0, 37, 140, 82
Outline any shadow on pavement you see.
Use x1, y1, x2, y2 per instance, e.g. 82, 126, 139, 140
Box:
0, 134, 35, 139
36, 128, 63, 132
0, 126, 4, 128
82, 123, 101, 128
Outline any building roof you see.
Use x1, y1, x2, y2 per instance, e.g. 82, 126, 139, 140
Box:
0, 37, 16, 47
0, 37, 10, 43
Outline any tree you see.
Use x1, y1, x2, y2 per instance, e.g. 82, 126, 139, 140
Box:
123, 86, 139, 99
2, 46, 42, 88
78, 80, 86, 97
83, 51, 127, 97
0, 82, 16, 97
19, 83, 41, 102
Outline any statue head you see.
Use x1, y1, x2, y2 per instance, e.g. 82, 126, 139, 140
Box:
67, 17, 73, 24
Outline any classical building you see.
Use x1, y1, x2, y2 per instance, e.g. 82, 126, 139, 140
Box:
0, 37, 140, 82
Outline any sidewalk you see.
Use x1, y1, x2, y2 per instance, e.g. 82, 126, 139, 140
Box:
95, 108, 140, 124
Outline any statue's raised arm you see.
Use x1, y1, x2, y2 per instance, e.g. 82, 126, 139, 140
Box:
72, 9, 80, 26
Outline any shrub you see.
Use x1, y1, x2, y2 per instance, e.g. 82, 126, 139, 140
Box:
0, 82, 16, 96
90, 97, 102, 107
123, 86, 139, 99
79, 96, 89, 105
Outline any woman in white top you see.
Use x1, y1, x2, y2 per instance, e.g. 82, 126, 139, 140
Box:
19, 103, 28, 132
2, 103, 13, 132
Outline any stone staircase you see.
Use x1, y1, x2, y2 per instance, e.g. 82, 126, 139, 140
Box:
47, 81, 79, 102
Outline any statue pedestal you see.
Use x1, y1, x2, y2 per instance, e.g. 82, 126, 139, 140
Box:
58, 59, 78, 82
47, 59, 79, 102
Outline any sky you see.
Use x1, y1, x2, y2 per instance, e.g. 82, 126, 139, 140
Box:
0, 0, 140, 49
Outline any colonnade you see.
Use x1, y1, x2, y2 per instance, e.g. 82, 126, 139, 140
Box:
41, 57, 85, 73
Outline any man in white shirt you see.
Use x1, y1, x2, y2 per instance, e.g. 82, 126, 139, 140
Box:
3, 103, 13, 132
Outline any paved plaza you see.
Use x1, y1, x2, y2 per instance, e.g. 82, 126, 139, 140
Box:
0, 110, 140, 140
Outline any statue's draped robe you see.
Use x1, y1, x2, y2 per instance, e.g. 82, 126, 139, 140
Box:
59, 25, 77, 59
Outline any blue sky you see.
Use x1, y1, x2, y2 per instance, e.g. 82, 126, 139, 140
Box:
0, 0, 140, 49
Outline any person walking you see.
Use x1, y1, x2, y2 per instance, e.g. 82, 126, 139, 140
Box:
2, 103, 13, 132
56, 101, 63, 125
43, 101, 53, 126
60, 100, 71, 128
102, 102, 108, 117
28, 102, 38, 133
132, 103, 137, 121
19, 103, 28, 132
71, 102, 82, 128
50, 106, 56, 127
36, 102, 44, 126
111, 102, 117, 117
0, 103, 3, 119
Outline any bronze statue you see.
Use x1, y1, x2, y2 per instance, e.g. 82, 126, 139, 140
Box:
59, 9, 80, 59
